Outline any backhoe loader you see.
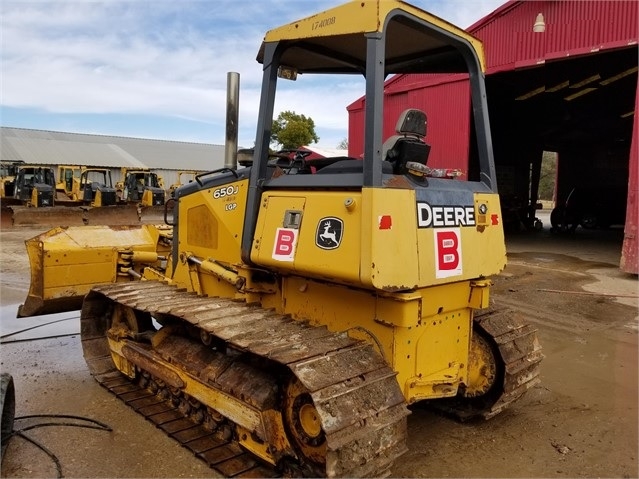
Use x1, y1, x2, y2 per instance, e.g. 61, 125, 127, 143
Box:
17, 1, 542, 476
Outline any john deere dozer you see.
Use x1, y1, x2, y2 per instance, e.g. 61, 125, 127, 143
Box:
3, 164, 139, 228
18, 1, 542, 476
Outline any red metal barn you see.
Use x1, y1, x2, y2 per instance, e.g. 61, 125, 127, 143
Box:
347, 0, 638, 273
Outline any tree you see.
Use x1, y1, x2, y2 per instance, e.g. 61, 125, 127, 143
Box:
538, 151, 557, 201
271, 110, 319, 149
337, 138, 348, 149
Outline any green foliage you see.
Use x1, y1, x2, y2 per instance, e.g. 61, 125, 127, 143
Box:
538, 151, 557, 200
271, 110, 319, 149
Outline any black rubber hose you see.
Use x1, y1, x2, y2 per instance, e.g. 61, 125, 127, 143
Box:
5, 413, 112, 478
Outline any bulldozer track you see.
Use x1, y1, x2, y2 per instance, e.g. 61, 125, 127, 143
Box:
80, 281, 409, 478
429, 307, 544, 420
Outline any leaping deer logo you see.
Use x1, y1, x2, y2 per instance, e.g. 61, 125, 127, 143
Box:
316, 217, 343, 250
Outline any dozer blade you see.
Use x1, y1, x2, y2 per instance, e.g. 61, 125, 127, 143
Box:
138, 205, 167, 224
8, 205, 140, 228
84, 204, 141, 225
17, 225, 168, 318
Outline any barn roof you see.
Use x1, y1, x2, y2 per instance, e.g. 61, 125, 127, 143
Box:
0, 127, 225, 171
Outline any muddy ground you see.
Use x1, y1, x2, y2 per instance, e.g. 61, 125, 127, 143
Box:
0, 217, 637, 478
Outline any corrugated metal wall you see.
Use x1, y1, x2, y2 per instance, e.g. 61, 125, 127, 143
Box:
348, 77, 471, 170
472, 0, 638, 72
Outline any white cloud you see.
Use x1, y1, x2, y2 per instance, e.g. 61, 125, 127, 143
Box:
1, 0, 505, 146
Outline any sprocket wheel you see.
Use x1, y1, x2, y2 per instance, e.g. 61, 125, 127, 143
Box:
464, 331, 498, 397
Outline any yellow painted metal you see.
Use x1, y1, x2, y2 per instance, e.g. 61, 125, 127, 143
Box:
236, 424, 279, 466
360, 187, 420, 290
253, 188, 504, 290
18, 225, 170, 317
263, 0, 486, 72
280, 275, 477, 404
244, 185, 508, 404
300, 403, 322, 438
465, 332, 496, 397
168, 178, 249, 297
469, 280, 491, 309
56, 165, 83, 200
198, 259, 242, 288
283, 378, 327, 465
107, 337, 268, 439
140, 189, 155, 207
416, 192, 507, 285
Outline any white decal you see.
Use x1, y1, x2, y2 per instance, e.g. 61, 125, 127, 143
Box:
434, 228, 463, 278
213, 185, 239, 199
272, 228, 298, 262
417, 202, 475, 228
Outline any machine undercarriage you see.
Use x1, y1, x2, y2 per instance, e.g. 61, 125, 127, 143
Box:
79, 281, 541, 476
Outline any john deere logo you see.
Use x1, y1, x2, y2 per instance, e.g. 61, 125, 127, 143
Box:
315, 217, 343, 250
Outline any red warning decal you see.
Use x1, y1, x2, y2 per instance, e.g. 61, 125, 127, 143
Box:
378, 215, 392, 230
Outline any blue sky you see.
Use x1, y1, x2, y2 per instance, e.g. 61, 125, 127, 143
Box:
1, 0, 504, 149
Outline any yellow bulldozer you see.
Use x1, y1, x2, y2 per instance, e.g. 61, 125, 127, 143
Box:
7, 164, 56, 207
0, 160, 25, 199
116, 167, 165, 207
17, 1, 542, 476
3, 164, 139, 227
168, 170, 203, 197
56, 165, 118, 206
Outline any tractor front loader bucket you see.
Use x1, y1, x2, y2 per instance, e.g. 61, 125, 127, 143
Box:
17, 224, 170, 318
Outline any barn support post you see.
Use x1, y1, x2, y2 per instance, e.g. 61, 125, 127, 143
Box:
620, 81, 638, 275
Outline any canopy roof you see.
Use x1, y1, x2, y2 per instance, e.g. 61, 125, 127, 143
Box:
257, 0, 486, 75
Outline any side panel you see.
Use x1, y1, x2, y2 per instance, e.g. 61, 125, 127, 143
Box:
252, 192, 362, 284
360, 187, 420, 290
252, 184, 505, 290
177, 179, 248, 266
416, 190, 506, 285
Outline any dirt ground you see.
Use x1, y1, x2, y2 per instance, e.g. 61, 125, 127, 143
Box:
0, 217, 637, 478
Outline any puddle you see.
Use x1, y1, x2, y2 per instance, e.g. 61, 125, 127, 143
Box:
0, 304, 80, 343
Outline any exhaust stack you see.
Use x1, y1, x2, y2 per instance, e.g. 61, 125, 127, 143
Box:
224, 72, 240, 170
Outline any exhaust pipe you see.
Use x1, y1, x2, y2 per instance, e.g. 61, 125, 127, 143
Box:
224, 72, 240, 170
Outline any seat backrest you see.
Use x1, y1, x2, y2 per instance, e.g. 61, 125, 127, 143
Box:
382, 109, 430, 172
395, 108, 427, 138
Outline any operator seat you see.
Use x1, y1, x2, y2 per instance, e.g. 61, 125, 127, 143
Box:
382, 108, 431, 175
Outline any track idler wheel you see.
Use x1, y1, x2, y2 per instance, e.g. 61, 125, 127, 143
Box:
283, 377, 326, 472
